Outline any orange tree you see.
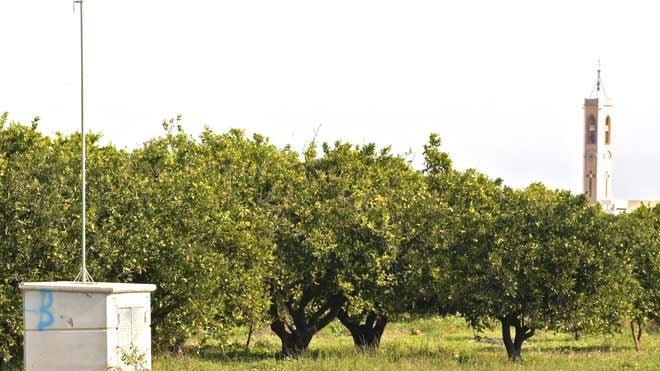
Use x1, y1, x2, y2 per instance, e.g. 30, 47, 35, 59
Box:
609, 205, 660, 351
423, 134, 633, 362
442, 182, 633, 361
0, 115, 124, 364
326, 143, 439, 350
105, 122, 285, 351
268, 142, 348, 356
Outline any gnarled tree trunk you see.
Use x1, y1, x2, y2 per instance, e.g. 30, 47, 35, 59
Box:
269, 294, 345, 357
500, 314, 535, 363
270, 316, 314, 357
337, 310, 388, 350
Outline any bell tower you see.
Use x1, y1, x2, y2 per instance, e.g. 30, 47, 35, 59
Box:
583, 63, 613, 207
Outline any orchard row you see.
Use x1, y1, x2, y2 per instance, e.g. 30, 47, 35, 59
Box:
0, 114, 657, 364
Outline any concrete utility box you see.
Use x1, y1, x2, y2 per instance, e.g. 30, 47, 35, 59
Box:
19, 282, 157, 371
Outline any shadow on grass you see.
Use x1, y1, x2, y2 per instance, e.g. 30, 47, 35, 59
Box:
541, 344, 628, 354
444, 334, 478, 341
192, 344, 278, 363
190, 342, 462, 365
179, 339, 628, 368
190, 343, 344, 364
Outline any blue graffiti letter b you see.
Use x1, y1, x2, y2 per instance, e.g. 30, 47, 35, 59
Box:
37, 290, 54, 330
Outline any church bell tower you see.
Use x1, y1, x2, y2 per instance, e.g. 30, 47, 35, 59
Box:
583, 63, 613, 207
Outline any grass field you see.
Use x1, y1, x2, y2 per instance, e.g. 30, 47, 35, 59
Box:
153, 316, 660, 371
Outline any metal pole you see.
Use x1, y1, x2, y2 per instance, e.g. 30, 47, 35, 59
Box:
80, 0, 87, 283
74, 0, 91, 283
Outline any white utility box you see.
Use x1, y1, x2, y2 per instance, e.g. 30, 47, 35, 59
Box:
20, 281, 157, 371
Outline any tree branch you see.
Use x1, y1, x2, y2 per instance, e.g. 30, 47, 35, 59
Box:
315, 296, 346, 330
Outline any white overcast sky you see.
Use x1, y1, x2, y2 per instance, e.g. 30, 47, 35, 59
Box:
2, 0, 660, 199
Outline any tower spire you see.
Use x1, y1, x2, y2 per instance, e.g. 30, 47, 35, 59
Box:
590, 59, 607, 99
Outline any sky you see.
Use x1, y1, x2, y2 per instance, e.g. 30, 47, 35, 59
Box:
2, 0, 660, 199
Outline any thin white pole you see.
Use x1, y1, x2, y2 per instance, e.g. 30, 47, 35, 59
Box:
80, 0, 87, 283
75, 0, 91, 283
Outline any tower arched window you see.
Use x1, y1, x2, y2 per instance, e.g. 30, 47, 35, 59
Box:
605, 172, 610, 198
587, 171, 594, 197
587, 115, 596, 144
605, 116, 611, 145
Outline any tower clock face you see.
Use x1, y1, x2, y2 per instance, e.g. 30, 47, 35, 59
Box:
588, 152, 595, 161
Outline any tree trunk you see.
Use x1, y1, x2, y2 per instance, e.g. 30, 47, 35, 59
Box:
501, 317, 517, 361
500, 314, 535, 363
270, 325, 314, 357
630, 319, 643, 351
245, 320, 255, 350
169, 342, 185, 357
574, 330, 581, 341
337, 310, 388, 350
269, 294, 346, 357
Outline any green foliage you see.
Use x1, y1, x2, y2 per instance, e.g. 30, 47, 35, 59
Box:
609, 205, 660, 348
102, 122, 287, 351
432, 174, 633, 359
0, 116, 287, 360
0, 120, 650, 365
0, 121, 84, 362
421, 133, 635, 360
108, 345, 150, 371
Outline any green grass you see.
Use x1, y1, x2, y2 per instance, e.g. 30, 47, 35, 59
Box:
153, 316, 660, 370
